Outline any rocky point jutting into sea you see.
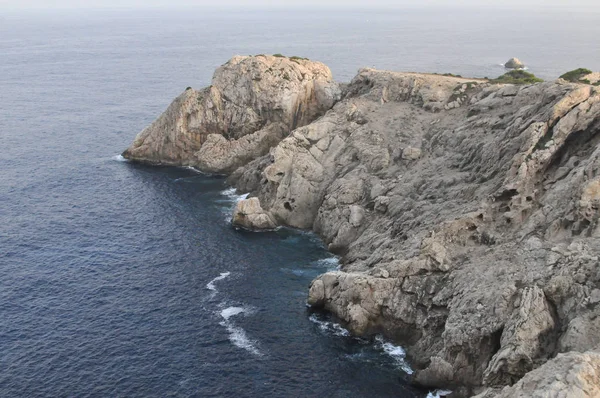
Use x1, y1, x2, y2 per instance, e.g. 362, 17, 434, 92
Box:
123, 55, 600, 397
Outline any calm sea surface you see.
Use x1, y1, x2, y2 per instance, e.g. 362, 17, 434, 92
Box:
1, 6, 599, 397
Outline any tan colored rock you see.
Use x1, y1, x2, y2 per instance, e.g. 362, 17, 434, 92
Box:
483, 286, 557, 386
474, 351, 600, 398
123, 55, 340, 172
402, 146, 422, 160
504, 58, 525, 69
231, 197, 276, 230
581, 72, 600, 85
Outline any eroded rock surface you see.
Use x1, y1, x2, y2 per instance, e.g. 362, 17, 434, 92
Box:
474, 351, 600, 398
122, 55, 340, 173
124, 60, 600, 396
232, 197, 276, 230
228, 68, 600, 396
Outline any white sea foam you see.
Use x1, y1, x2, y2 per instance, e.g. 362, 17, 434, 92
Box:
426, 390, 453, 398
220, 321, 262, 356
220, 187, 249, 203
113, 154, 128, 162
375, 336, 414, 374
498, 63, 529, 71
219, 188, 249, 223
316, 257, 341, 270
220, 306, 246, 320
219, 306, 262, 356
183, 165, 205, 174
206, 272, 231, 292
309, 314, 350, 337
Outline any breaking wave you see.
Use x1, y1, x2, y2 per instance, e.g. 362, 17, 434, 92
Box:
309, 313, 350, 337
375, 336, 414, 374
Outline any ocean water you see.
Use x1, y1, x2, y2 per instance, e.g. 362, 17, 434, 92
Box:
1, 6, 600, 398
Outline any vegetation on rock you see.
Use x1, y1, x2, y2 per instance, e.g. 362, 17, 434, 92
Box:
559, 68, 593, 82
490, 70, 543, 84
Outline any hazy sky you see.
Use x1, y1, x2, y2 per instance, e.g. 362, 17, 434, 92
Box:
1, 0, 599, 10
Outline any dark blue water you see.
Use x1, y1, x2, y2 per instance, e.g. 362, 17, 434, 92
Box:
2, 6, 600, 398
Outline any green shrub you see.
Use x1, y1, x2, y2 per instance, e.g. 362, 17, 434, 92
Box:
185, 87, 192, 91
490, 70, 544, 85
559, 68, 593, 82
290, 56, 309, 61
273, 53, 286, 58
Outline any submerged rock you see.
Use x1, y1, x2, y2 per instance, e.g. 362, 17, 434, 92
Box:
504, 57, 525, 69
125, 57, 600, 396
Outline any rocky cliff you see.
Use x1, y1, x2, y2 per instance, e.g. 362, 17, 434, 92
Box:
122, 55, 340, 173
124, 56, 600, 397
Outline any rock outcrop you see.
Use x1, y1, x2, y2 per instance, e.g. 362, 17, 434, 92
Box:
228, 68, 600, 397
122, 55, 340, 173
474, 351, 600, 398
125, 59, 600, 397
232, 197, 276, 230
504, 57, 525, 69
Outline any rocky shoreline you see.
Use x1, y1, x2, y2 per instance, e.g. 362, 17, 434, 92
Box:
123, 55, 600, 397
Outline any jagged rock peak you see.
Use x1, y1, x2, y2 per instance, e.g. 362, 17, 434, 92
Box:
122, 54, 341, 173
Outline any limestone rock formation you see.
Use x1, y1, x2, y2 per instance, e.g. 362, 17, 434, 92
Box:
228, 68, 600, 396
473, 351, 600, 398
125, 58, 600, 396
122, 55, 340, 173
232, 197, 276, 230
504, 57, 525, 69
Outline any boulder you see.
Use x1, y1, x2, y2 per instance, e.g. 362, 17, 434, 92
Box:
231, 197, 276, 230
504, 57, 525, 69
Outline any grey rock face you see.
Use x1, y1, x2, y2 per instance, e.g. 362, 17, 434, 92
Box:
122, 55, 340, 173
504, 57, 525, 69
229, 68, 600, 396
124, 59, 600, 396
473, 351, 600, 398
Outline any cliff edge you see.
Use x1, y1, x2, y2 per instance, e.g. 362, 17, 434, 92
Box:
122, 55, 340, 173
123, 56, 600, 397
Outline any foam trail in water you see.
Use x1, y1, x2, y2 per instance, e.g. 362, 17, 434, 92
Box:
219, 306, 262, 356
113, 154, 128, 162
375, 336, 414, 374
206, 272, 231, 293
309, 314, 350, 337
426, 390, 453, 398
220, 306, 246, 320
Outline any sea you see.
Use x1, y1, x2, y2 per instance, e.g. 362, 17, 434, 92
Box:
1, 6, 599, 398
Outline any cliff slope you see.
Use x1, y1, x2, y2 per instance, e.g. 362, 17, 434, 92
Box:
124, 56, 600, 397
